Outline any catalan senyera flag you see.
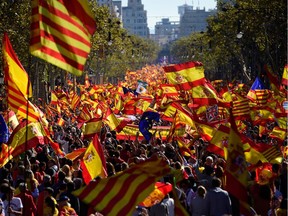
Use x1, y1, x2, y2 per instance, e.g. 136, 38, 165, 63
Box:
281, 64, 288, 86
81, 135, 107, 185
73, 156, 171, 216
232, 98, 250, 119
163, 61, 205, 91
30, 0, 96, 76
0, 144, 13, 168
225, 114, 250, 215
254, 89, 270, 106
247, 76, 267, 102
3, 33, 40, 122
7, 119, 45, 159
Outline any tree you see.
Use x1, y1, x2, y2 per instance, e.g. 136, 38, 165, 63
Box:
168, 0, 287, 83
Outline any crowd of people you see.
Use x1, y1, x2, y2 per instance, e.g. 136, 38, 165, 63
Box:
0, 113, 287, 216
0, 64, 287, 216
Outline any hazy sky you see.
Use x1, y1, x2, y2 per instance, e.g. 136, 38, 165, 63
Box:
122, 0, 217, 31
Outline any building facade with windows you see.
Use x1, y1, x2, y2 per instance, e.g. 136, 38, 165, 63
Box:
179, 5, 216, 37
151, 18, 179, 46
122, 0, 149, 38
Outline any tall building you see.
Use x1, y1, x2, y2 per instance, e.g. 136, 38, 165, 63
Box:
151, 18, 179, 46
179, 5, 216, 37
96, 0, 122, 18
122, 0, 149, 38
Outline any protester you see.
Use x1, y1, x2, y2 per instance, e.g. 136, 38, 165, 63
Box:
0, 62, 287, 216
3, 186, 23, 216
205, 177, 232, 216
190, 185, 208, 216
16, 183, 37, 216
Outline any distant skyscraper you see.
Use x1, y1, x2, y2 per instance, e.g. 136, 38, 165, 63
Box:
179, 5, 216, 37
122, 0, 149, 38
96, 0, 122, 18
151, 18, 179, 46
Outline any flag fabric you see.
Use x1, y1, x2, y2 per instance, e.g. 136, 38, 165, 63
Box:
264, 64, 280, 93
232, 98, 250, 119
163, 61, 205, 91
65, 148, 86, 161
136, 80, 148, 94
5, 110, 19, 131
82, 117, 102, 138
225, 114, 250, 215
207, 124, 230, 158
103, 107, 129, 132
160, 84, 179, 98
81, 135, 107, 185
116, 124, 185, 141
30, 0, 96, 76
282, 64, 288, 86
7, 119, 45, 159
73, 156, 171, 216
3, 33, 40, 122
247, 77, 266, 101
254, 89, 270, 106
139, 182, 172, 207
0, 144, 13, 168
139, 111, 160, 141
0, 114, 10, 144
50, 91, 58, 105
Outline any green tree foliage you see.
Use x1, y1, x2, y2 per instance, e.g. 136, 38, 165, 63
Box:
169, 0, 287, 82
0, 0, 159, 92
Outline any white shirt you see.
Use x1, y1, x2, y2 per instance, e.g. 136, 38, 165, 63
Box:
3, 197, 22, 216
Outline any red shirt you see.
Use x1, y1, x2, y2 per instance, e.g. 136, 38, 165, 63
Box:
16, 191, 37, 216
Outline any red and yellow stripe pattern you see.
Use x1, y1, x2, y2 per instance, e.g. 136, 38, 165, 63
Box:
30, 0, 96, 76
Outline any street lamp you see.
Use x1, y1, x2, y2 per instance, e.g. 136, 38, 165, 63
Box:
236, 31, 243, 39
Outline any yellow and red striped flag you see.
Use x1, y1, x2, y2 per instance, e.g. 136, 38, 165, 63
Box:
232, 98, 250, 119
163, 61, 205, 91
254, 89, 270, 106
0, 144, 13, 168
73, 156, 171, 216
81, 135, 107, 185
30, 0, 96, 76
282, 64, 288, 86
3, 33, 40, 122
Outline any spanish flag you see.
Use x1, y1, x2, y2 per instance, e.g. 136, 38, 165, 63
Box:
7, 119, 45, 159
225, 114, 250, 215
163, 61, 205, 91
82, 117, 102, 138
81, 135, 107, 185
282, 64, 288, 86
103, 107, 129, 132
